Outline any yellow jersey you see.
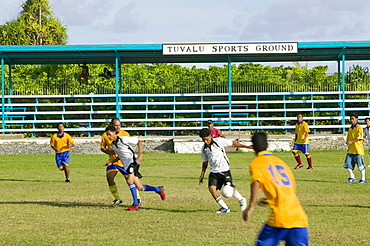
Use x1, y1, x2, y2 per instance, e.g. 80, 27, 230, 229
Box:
347, 124, 364, 156
249, 151, 308, 228
294, 121, 310, 144
50, 132, 75, 153
100, 129, 130, 162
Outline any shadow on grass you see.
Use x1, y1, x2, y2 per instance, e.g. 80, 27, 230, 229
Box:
307, 204, 370, 209
295, 179, 335, 183
0, 201, 206, 213
0, 178, 44, 182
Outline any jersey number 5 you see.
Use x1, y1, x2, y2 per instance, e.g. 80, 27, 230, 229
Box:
267, 165, 291, 186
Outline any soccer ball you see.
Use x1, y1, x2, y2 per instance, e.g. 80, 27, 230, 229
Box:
221, 184, 234, 198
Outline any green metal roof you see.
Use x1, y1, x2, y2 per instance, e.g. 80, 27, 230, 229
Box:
1, 41, 370, 65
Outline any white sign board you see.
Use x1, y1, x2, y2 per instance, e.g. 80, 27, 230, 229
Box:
163, 43, 298, 55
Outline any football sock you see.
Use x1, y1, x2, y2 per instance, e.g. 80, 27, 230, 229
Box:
137, 189, 141, 201
307, 157, 312, 167
232, 189, 244, 200
142, 185, 160, 192
109, 185, 120, 200
360, 170, 366, 180
215, 197, 228, 209
294, 156, 303, 165
129, 183, 139, 205
347, 168, 355, 179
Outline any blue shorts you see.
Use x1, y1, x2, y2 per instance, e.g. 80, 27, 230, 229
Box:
344, 154, 365, 171
55, 151, 70, 170
292, 144, 310, 154
106, 163, 123, 174
114, 163, 142, 178
257, 224, 309, 246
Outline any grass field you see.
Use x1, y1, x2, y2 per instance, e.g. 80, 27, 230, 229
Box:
1, 150, 370, 246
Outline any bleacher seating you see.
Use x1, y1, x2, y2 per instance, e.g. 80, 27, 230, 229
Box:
1, 91, 370, 136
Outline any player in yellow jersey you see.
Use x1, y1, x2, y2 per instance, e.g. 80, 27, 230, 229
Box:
292, 114, 313, 170
344, 113, 366, 184
100, 118, 142, 206
243, 132, 309, 246
50, 123, 75, 182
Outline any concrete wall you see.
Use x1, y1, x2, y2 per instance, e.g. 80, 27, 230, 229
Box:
0, 134, 351, 155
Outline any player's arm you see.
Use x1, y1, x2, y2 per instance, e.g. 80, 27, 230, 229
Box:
136, 140, 143, 163
68, 139, 75, 148
302, 131, 308, 143
218, 131, 225, 138
105, 157, 120, 167
50, 145, 60, 153
199, 162, 208, 185
346, 138, 363, 145
232, 141, 253, 149
243, 180, 260, 222
100, 147, 114, 155
50, 138, 60, 153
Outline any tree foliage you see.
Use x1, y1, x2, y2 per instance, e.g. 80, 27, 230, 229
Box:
0, 0, 67, 45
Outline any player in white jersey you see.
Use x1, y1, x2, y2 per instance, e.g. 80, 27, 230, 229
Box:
198, 128, 252, 213
104, 126, 166, 211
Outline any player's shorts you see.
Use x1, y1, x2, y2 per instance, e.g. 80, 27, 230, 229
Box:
257, 224, 308, 246
115, 162, 142, 178
105, 160, 124, 174
55, 151, 70, 170
208, 171, 233, 190
344, 154, 365, 171
292, 144, 310, 154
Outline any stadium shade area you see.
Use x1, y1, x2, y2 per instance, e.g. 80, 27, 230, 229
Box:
1, 40, 370, 135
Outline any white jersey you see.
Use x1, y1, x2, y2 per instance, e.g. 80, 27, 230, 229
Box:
364, 126, 370, 146
201, 138, 233, 173
111, 136, 139, 169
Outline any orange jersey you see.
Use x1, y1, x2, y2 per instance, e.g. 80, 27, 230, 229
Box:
249, 151, 308, 228
100, 129, 130, 163
50, 132, 75, 153
347, 124, 364, 155
294, 121, 310, 144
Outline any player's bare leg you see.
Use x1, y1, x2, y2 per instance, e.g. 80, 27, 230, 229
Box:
209, 186, 229, 213
63, 163, 70, 182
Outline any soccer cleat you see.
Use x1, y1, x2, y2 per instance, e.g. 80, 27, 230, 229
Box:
216, 208, 230, 213
294, 164, 303, 169
307, 166, 313, 170
127, 204, 140, 211
368, 164, 370, 168
240, 198, 247, 211
346, 178, 357, 183
358, 180, 367, 184
112, 199, 122, 206
65, 179, 70, 182
157, 186, 166, 200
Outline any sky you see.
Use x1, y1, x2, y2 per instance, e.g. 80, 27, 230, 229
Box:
1, 0, 370, 71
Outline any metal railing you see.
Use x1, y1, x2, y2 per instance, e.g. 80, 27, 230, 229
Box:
2, 73, 370, 95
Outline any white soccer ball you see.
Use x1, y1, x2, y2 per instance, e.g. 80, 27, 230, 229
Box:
221, 184, 234, 198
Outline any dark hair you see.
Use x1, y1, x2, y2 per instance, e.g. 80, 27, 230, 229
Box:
110, 118, 120, 124
365, 117, 370, 122
252, 132, 268, 154
296, 113, 303, 117
105, 125, 116, 132
350, 113, 358, 119
199, 128, 211, 138
56, 122, 64, 128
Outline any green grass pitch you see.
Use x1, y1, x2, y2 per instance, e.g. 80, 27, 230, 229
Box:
1, 150, 370, 245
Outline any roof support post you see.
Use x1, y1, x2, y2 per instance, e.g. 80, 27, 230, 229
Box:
8, 65, 12, 103
227, 55, 232, 130
1, 57, 4, 133
115, 56, 120, 118
341, 54, 346, 133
